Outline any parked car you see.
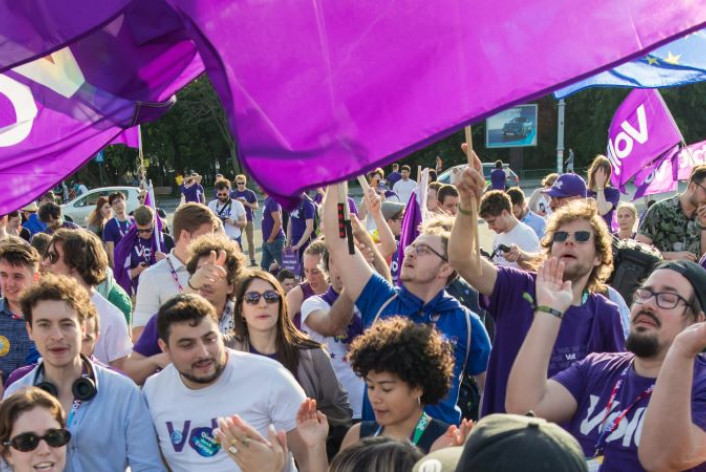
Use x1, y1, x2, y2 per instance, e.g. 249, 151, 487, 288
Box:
61, 186, 140, 226
502, 117, 532, 138
437, 163, 520, 189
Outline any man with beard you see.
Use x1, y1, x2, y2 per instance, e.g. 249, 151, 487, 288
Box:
506, 259, 706, 472
322, 183, 491, 425
449, 154, 624, 415
637, 165, 706, 261
208, 179, 247, 246
142, 293, 312, 472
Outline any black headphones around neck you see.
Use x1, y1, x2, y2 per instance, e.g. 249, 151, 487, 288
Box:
34, 354, 98, 402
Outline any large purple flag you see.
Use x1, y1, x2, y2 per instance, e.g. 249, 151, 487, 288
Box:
676, 139, 706, 180
169, 0, 706, 207
607, 89, 682, 190
633, 145, 679, 199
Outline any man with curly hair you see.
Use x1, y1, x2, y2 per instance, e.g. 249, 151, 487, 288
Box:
340, 317, 455, 453
322, 183, 491, 425
449, 156, 624, 416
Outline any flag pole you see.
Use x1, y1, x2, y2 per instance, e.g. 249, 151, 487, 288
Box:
464, 125, 481, 271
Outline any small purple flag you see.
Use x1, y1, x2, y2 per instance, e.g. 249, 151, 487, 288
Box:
676, 139, 706, 180
633, 145, 679, 199
394, 190, 423, 286
109, 126, 140, 149
607, 89, 682, 190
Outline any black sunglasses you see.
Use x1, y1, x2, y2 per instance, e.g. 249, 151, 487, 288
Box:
552, 230, 592, 243
5, 429, 71, 452
137, 227, 154, 234
244, 290, 281, 305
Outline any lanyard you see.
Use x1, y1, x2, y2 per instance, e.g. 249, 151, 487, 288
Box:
219, 302, 234, 334
67, 399, 82, 429
114, 217, 130, 237
374, 412, 431, 446
593, 366, 654, 456
165, 256, 184, 293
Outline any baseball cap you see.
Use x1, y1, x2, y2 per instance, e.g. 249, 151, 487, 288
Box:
21, 202, 39, 212
412, 414, 587, 472
543, 173, 587, 199
655, 260, 706, 312
381, 201, 405, 221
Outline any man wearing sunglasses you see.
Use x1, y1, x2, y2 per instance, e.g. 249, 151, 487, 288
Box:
124, 234, 241, 385
507, 259, 706, 472
637, 165, 706, 262
229, 174, 259, 267
449, 153, 624, 417
43, 229, 133, 371
207, 179, 247, 247
4, 274, 164, 472
322, 183, 492, 426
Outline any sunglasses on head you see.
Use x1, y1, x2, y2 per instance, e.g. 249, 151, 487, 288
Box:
5, 429, 71, 452
552, 230, 592, 243
244, 290, 281, 305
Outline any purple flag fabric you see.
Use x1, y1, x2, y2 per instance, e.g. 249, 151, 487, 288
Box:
394, 190, 423, 286
113, 225, 139, 295
633, 145, 679, 199
607, 89, 682, 190
109, 126, 140, 148
0, 4, 204, 213
676, 139, 706, 180
170, 0, 706, 207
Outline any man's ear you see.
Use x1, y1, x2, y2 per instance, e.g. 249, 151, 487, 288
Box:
158, 339, 170, 359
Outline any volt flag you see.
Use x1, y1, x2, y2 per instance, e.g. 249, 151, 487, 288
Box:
607, 89, 682, 191
556, 29, 706, 98
633, 145, 679, 199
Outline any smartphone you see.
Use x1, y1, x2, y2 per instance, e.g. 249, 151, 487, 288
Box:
498, 244, 511, 253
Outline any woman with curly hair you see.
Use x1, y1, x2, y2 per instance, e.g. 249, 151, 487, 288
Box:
85, 196, 112, 237
339, 316, 455, 454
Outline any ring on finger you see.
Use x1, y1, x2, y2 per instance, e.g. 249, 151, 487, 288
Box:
228, 444, 239, 455
242, 437, 251, 447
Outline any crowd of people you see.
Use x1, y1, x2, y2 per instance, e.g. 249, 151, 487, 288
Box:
0, 149, 704, 472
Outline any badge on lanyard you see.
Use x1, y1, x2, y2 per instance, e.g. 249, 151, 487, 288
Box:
586, 455, 604, 472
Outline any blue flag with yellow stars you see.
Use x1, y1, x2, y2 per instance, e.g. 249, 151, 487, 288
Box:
555, 29, 706, 98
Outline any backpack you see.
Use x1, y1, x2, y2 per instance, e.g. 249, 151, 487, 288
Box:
608, 237, 663, 304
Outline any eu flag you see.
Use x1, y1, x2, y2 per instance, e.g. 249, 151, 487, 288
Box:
555, 29, 706, 98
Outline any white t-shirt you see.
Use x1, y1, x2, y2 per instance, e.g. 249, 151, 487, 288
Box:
393, 179, 417, 206
300, 295, 365, 419
208, 199, 247, 239
142, 349, 305, 472
134, 252, 189, 327
491, 221, 540, 268
90, 292, 133, 364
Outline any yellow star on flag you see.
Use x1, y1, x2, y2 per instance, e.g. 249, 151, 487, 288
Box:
664, 52, 681, 65
646, 56, 658, 65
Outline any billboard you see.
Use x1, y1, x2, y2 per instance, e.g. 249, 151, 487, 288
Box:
485, 104, 538, 148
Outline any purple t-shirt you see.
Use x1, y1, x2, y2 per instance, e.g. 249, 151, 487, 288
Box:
386, 171, 402, 187
262, 197, 285, 241
128, 234, 175, 291
480, 266, 625, 416
181, 183, 204, 203
490, 168, 506, 190
290, 198, 316, 245
230, 188, 258, 221
133, 315, 161, 357
553, 352, 706, 472
588, 187, 621, 231
102, 217, 133, 245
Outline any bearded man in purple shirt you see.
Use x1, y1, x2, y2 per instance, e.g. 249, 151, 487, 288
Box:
507, 259, 706, 472
449, 150, 624, 417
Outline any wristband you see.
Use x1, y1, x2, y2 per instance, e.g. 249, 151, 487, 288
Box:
700, 225, 706, 231
187, 279, 201, 291
457, 203, 472, 216
536, 305, 564, 319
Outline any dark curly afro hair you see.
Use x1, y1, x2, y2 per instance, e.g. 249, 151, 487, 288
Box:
348, 317, 454, 406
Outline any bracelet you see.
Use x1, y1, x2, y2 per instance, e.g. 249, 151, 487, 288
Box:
536, 305, 565, 319
187, 279, 201, 291
457, 203, 472, 216
701, 226, 706, 231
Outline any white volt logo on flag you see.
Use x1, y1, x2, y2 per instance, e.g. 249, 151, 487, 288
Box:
607, 104, 649, 176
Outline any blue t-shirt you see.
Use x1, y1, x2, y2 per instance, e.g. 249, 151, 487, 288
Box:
230, 188, 258, 221
521, 210, 547, 240
181, 183, 204, 203
490, 168, 506, 190
0, 299, 35, 385
356, 273, 492, 424
386, 171, 402, 187
290, 198, 316, 245
262, 197, 285, 241
102, 217, 133, 245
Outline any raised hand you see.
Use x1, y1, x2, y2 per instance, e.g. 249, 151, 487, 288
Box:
295, 398, 329, 448
214, 415, 288, 472
455, 144, 485, 203
535, 257, 573, 315
189, 249, 228, 290
671, 322, 706, 359
594, 167, 608, 188
430, 418, 475, 451
364, 187, 382, 214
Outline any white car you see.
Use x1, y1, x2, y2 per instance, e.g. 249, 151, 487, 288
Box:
61, 186, 140, 226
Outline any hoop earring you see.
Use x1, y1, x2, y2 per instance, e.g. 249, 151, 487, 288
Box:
417, 396, 421, 407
